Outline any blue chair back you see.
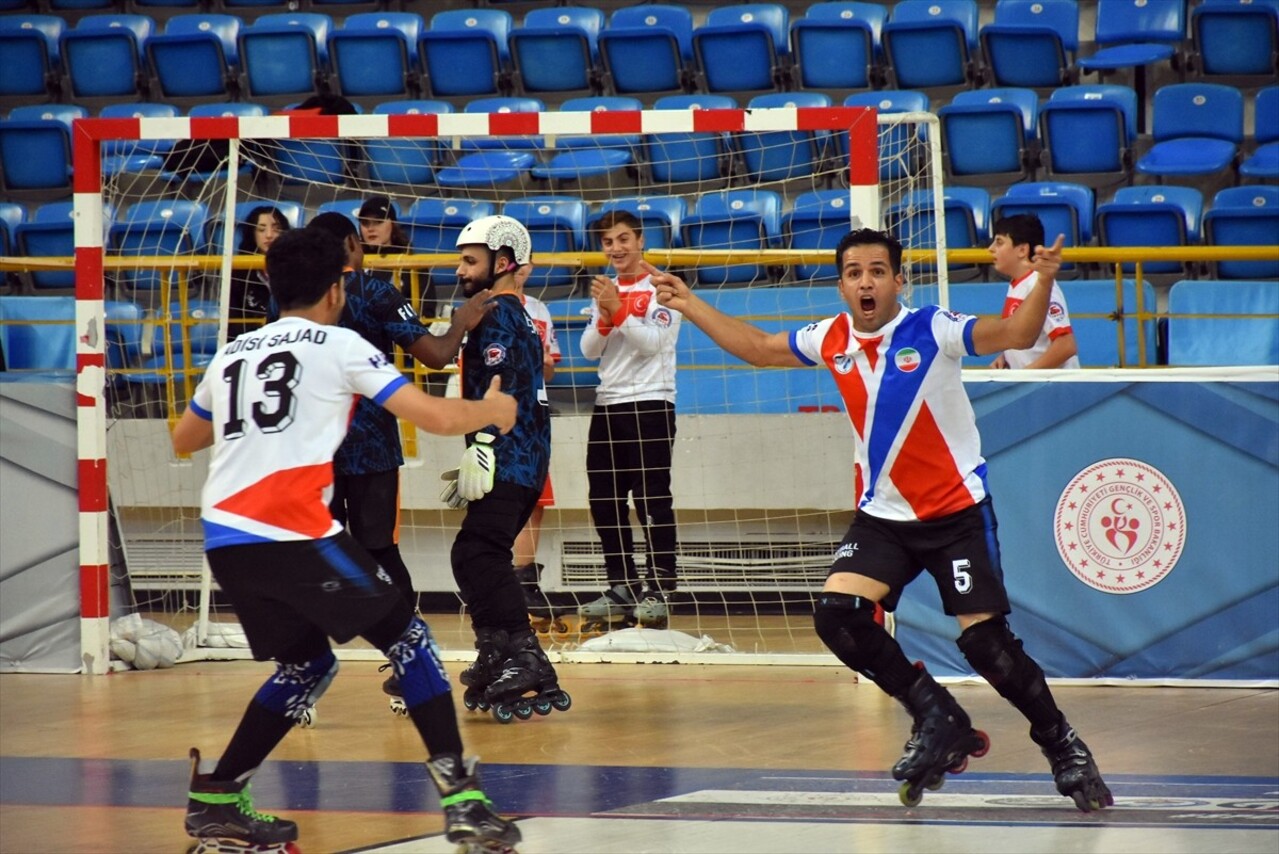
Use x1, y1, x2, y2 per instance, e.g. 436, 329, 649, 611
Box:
647, 93, 737, 184
328, 12, 422, 101
939, 87, 1038, 182
1096, 186, 1203, 275
790, 2, 886, 91
147, 14, 241, 102
682, 189, 782, 286
420, 9, 511, 99
587, 196, 687, 251
460, 96, 545, 150
785, 189, 856, 281
1167, 280, 1279, 366
1038, 84, 1138, 183
237, 13, 332, 102
364, 100, 452, 187
842, 90, 931, 181
0, 295, 75, 371
60, 14, 154, 101
740, 92, 832, 183
882, 0, 979, 89
693, 3, 790, 94
992, 181, 1094, 253
1204, 187, 1279, 279
0, 16, 64, 101
110, 200, 208, 293
1094, 0, 1187, 47
600, 4, 694, 96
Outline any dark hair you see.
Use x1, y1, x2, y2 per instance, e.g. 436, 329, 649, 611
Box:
834, 228, 904, 275
265, 228, 346, 311
993, 213, 1045, 251
237, 206, 290, 254
593, 209, 643, 243
307, 211, 359, 242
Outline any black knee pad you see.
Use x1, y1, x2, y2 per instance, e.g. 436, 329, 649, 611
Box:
958, 616, 1030, 688
813, 593, 917, 694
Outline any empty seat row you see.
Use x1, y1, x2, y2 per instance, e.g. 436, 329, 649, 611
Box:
4, 1, 1276, 109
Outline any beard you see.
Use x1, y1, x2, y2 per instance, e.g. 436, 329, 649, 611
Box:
460, 272, 494, 298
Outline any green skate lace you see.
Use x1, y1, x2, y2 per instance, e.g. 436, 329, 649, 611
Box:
190, 784, 277, 823
236, 785, 279, 823
439, 789, 494, 809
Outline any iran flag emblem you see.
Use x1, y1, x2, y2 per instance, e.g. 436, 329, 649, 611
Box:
895, 347, 921, 373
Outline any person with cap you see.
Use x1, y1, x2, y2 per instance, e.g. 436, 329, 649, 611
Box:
359, 195, 439, 332
442, 215, 571, 722
270, 211, 495, 718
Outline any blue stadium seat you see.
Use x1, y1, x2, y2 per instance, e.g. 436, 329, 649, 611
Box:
979, 0, 1079, 89
0, 202, 24, 259
1056, 278, 1159, 367
402, 198, 495, 296
1037, 84, 1138, 187
885, 186, 991, 281
0, 15, 64, 107
681, 189, 783, 286
692, 3, 791, 95
1136, 83, 1244, 178
98, 102, 179, 177
1203, 186, 1279, 279
784, 189, 856, 282
59, 14, 155, 104
13, 201, 78, 290
647, 93, 737, 186
598, 4, 695, 97
1167, 279, 1279, 366
992, 181, 1094, 275
146, 14, 241, 106
790, 1, 887, 93
508, 6, 605, 99
1077, 0, 1187, 132
1190, 0, 1279, 86
122, 299, 220, 395
841, 90, 931, 182
109, 200, 208, 298
0, 295, 75, 372
502, 195, 587, 293
156, 102, 264, 189
530, 95, 642, 188
586, 195, 687, 251
236, 12, 332, 107
270, 101, 357, 188
938, 87, 1039, 185
1096, 186, 1204, 279
365, 100, 453, 188
881, 0, 980, 93
0, 104, 86, 201
419, 9, 512, 100
104, 298, 143, 372
1241, 86, 1279, 181
739, 92, 833, 184
328, 12, 422, 106
435, 150, 535, 192
459, 96, 545, 151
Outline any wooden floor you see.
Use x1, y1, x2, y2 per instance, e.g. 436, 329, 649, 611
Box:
1, 627, 1277, 854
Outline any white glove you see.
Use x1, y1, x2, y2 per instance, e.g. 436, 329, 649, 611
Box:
439, 468, 467, 510
428, 303, 454, 337
457, 432, 497, 501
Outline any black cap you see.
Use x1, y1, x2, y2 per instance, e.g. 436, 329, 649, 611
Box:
358, 196, 396, 222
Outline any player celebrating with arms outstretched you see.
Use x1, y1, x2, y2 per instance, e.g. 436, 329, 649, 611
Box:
173, 227, 522, 854
652, 228, 1112, 813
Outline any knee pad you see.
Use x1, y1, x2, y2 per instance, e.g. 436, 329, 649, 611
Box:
254, 652, 338, 721
956, 616, 1022, 684
813, 593, 910, 688
385, 615, 452, 709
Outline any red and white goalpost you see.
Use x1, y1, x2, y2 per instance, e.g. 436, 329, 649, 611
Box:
71, 105, 945, 672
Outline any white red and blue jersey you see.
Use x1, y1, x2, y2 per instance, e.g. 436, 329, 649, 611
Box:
580, 273, 680, 405
522, 293, 561, 364
790, 304, 989, 522
1001, 270, 1080, 369
189, 317, 409, 550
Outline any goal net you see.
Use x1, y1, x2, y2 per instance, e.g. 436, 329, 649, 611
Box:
76, 105, 944, 670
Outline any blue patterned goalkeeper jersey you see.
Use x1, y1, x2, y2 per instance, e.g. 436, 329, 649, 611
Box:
461, 293, 550, 491
270, 269, 429, 475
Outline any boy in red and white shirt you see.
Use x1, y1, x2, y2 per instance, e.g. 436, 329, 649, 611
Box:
988, 213, 1080, 370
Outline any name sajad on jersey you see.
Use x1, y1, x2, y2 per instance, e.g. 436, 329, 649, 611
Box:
224, 326, 329, 354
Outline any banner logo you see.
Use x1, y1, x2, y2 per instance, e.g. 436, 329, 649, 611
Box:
1053, 458, 1186, 594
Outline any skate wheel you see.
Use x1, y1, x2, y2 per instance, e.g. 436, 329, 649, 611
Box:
533, 698, 553, 716
898, 781, 923, 808
948, 756, 969, 775
493, 705, 514, 724
295, 707, 316, 729
463, 695, 478, 712
514, 705, 534, 721
971, 729, 990, 758
389, 698, 407, 717
550, 691, 572, 712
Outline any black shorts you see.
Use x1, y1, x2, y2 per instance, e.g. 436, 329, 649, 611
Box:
828, 497, 1011, 617
206, 533, 402, 661
330, 469, 400, 550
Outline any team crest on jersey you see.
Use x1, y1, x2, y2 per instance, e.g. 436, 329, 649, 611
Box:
1048, 301, 1066, 320
368, 353, 390, 369
832, 352, 854, 374
484, 344, 507, 366
652, 307, 673, 327
894, 347, 921, 372
1053, 458, 1186, 595
941, 310, 966, 323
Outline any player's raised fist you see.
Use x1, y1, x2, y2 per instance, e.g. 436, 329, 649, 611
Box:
482, 375, 517, 434
1031, 234, 1066, 282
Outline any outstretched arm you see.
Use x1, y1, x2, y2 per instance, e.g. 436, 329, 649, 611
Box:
405, 289, 495, 369
382, 375, 516, 436
971, 235, 1066, 357
649, 262, 802, 368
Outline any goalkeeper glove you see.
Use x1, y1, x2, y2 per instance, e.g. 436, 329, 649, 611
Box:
439, 468, 466, 510
457, 432, 497, 501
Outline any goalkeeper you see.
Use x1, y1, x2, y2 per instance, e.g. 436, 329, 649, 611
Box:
442, 215, 565, 717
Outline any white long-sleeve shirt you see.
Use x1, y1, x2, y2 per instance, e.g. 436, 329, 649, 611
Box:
580, 273, 681, 405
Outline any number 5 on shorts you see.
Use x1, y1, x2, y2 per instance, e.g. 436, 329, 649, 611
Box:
952, 559, 973, 595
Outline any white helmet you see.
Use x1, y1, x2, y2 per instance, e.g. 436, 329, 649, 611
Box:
455, 214, 532, 267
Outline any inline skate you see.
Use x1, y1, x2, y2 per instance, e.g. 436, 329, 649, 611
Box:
185, 748, 300, 854
515, 563, 570, 637
426, 753, 521, 854
575, 583, 636, 636
460, 628, 507, 714
379, 662, 408, 718
632, 587, 670, 629
891, 668, 989, 807
1032, 716, 1114, 812
483, 630, 572, 723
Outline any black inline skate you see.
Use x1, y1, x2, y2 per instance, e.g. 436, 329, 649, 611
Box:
515, 563, 569, 637
891, 668, 990, 807
1032, 716, 1114, 812
483, 630, 572, 724
460, 628, 507, 714
426, 753, 521, 854
379, 661, 408, 718
185, 748, 300, 854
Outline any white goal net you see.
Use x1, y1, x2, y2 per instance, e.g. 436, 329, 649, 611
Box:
76, 105, 944, 668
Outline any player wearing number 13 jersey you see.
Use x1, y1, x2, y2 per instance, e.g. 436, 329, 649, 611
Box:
650, 228, 1113, 814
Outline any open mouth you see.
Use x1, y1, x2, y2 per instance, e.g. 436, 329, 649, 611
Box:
859, 294, 875, 313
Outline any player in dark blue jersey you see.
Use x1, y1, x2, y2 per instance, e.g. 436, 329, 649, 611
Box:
442, 215, 570, 723
276, 212, 494, 714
